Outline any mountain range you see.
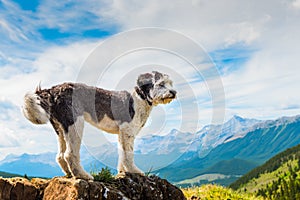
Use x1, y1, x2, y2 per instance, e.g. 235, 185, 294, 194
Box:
161, 115, 300, 185
0, 114, 299, 186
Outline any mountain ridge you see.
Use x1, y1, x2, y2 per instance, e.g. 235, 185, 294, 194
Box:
157, 114, 300, 184
229, 143, 300, 199
1, 114, 299, 184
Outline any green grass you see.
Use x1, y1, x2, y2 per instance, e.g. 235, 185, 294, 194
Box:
237, 160, 299, 194
182, 184, 262, 200
230, 143, 300, 190
0, 171, 22, 178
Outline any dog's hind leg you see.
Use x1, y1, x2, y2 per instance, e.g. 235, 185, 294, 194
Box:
64, 116, 94, 180
118, 125, 144, 176
51, 119, 72, 177
57, 133, 72, 177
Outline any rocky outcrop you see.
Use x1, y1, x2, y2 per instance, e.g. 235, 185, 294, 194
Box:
0, 173, 186, 200
0, 177, 48, 200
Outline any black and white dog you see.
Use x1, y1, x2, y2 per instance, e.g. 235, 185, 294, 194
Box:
22, 71, 176, 180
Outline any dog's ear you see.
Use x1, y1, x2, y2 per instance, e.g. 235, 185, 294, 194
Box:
137, 73, 154, 87
35, 81, 42, 92
153, 71, 164, 82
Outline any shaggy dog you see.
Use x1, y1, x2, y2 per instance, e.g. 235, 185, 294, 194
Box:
22, 71, 177, 180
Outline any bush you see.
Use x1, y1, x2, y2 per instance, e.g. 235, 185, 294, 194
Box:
91, 167, 115, 183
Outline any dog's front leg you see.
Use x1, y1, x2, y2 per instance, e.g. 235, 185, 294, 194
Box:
117, 126, 144, 176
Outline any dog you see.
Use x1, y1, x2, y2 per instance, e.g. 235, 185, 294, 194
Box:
22, 71, 177, 180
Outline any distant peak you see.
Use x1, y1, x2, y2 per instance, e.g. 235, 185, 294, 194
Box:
233, 115, 243, 119
169, 129, 179, 135
230, 115, 245, 122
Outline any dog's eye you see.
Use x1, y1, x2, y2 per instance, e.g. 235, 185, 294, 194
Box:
159, 82, 165, 87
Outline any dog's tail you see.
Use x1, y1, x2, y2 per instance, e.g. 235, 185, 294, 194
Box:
22, 84, 50, 125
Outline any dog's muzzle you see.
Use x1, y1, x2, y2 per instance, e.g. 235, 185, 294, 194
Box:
162, 90, 177, 104
169, 89, 177, 99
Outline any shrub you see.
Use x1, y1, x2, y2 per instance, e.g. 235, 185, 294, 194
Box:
91, 167, 115, 183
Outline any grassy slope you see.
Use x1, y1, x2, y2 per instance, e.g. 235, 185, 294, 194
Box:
0, 171, 22, 178
182, 184, 262, 200
178, 159, 258, 186
230, 143, 300, 190
237, 160, 298, 193
228, 143, 300, 199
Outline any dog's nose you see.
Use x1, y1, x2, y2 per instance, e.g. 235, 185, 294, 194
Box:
170, 90, 177, 98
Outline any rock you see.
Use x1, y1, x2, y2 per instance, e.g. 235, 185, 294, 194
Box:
0, 177, 45, 200
0, 174, 186, 200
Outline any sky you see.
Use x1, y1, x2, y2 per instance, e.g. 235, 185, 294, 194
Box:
0, 0, 300, 160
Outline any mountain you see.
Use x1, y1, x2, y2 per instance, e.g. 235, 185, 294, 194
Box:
1, 115, 299, 183
229, 143, 300, 199
188, 115, 261, 158
0, 152, 63, 177
135, 115, 261, 169
157, 115, 300, 185
0, 149, 116, 178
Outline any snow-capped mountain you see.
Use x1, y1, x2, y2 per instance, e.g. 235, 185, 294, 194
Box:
135, 129, 195, 154
158, 115, 300, 184
188, 115, 261, 158
249, 114, 300, 131
0, 152, 62, 177
79, 116, 264, 170
1, 115, 299, 178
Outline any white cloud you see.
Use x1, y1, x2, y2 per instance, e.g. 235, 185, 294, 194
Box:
1, 0, 300, 159
0, 99, 57, 160
222, 46, 300, 119
36, 0, 107, 31
0, 41, 99, 160
95, 0, 300, 120
97, 0, 275, 49
0, 124, 19, 148
292, 0, 300, 9
0, 19, 28, 42
0, 41, 98, 105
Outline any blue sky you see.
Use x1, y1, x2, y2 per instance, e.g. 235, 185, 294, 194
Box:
0, 0, 300, 160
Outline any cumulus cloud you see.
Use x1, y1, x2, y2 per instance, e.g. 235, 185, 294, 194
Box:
91, 0, 300, 120
0, 99, 57, 160
292, 0, 300, 9
0, 41, 98, 105
96, 0, 275, 48
0, 125, 19, 148
0, 0, 300, 159
151, 1, 297, 120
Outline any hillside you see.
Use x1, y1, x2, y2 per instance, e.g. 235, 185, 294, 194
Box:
230, 143, 300, 199
0, 171, 21, 178
176, 159, 258, 187
158, 116, 300, 184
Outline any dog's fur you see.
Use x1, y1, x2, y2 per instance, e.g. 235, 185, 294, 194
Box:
22, 71, 176, 180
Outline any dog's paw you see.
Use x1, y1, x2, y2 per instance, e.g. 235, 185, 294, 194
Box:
135, 171, 145, 176
115, 172, 126, 179
74, 173, 94, 181
131, 167, 144, 175
86, 174, 95, 181
63, 173, 73, 178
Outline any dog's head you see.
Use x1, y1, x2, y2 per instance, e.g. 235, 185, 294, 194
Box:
137, 71, 177, 106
